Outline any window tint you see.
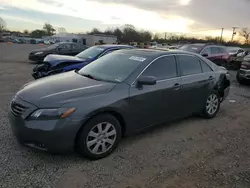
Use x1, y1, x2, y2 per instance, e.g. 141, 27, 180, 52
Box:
178, 55, 202, 76
60, 44, 71, 49
211, 47, 222, 55
72, 43, 79, 49
141, 56, 177, 80
200, 60, 212, 72
219, 47, 226, 53
201, 47, 211, 55
101, 49, 117, 57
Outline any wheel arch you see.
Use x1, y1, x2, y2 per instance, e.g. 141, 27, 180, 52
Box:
74, 108, 127, 146
213, 74, 230, 99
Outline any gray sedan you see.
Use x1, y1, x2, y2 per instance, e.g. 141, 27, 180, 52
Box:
9, 49, 230, 159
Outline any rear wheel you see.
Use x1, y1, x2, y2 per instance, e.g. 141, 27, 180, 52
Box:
202, 91, 220, 119
76, 114, 122, 160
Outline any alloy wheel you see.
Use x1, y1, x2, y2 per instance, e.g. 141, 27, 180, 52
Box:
86, 122, 117, 155
206, 94, 219, 115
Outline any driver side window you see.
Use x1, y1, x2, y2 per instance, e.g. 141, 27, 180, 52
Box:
201, 47, 211, 56
59, 44, 71, 49
141, 56, 177, 80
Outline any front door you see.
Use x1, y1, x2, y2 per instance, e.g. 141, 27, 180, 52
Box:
176, 54, 215, 116
209, 47, 224, 65
71, 43, 81, 55
128, 55, 181, 130
57, 43, 72, 55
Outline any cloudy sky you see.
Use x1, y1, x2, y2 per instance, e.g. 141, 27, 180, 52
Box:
0, 0, 250, 38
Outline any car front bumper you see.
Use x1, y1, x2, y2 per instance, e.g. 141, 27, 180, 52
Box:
28, 54, 44, 62
8, 97, 82, 153
238, 69, 250, 80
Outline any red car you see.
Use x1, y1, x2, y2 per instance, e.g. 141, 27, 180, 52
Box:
179, 44, 230, 67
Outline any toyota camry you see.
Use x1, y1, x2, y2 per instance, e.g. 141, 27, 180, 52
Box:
9, 49, 230, 160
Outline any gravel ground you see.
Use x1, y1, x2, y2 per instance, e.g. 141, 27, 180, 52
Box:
1, 45, 250, 188
0, 43, 46, 62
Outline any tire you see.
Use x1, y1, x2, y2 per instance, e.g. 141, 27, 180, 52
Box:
236, 72, 246, 85
202, 90, 221, 119
221, 61, 228, 69
76, 114, 122, 160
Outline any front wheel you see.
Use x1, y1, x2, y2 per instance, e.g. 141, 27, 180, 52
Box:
202, 91, 220, 119
76, 114, 122, 160
236, 71, 246, 85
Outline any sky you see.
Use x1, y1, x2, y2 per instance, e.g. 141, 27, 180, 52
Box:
0, 0, 250, 39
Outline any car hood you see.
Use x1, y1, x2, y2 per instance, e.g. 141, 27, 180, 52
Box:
17, 71, 116, 108
44, 54, 86, 66
244, 54, 250, 61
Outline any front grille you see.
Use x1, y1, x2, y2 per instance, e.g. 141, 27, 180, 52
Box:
239, 70, 246, 74
11, 101, 28, 116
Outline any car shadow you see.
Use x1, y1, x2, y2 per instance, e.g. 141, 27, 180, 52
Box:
119, 115, 200, 148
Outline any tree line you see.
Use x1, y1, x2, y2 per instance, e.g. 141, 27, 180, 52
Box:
0, 16, 250, 46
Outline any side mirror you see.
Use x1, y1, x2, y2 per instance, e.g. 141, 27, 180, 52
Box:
137, 76, 156, 86
57, 47, 62, 51
202, 53, 208, 57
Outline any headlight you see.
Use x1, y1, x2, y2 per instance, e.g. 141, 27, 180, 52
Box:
29, 108, 76, 120
34, 52, 44, 55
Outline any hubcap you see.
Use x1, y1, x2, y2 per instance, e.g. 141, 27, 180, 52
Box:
86, 122, 117, 155
206, 94, 219, 115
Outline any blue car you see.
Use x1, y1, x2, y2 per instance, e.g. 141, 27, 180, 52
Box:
32, 44, 134, 79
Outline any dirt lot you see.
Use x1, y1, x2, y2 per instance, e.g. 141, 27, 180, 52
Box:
1, 44, 250, 188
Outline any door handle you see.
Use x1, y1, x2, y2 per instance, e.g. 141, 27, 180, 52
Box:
172, 83, 180, 90
208, 76, 214, 80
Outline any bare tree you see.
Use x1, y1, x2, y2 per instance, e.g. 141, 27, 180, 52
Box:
0, 17, 7, 33
57, 27, 67, 33
240, 28, 250, 44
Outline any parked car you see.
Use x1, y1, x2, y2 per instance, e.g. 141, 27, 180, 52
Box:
227, 46, 244, 56
179, 44, 230, 67
236, 55, 250, 84
28, 42, 88, 62
32, 44, 134, 79
9, 49, 230, 159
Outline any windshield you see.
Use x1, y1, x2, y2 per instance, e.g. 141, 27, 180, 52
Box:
179, 44, 203, 53
78, 52, 143, 83
76, 46, 105, 60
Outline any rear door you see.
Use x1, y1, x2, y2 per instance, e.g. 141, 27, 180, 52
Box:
129, 55, 181, 130
177, 54, 215, 116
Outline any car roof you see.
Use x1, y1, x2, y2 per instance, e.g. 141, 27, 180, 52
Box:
183, 43, 226, 48
95, 44, 134, 49
117, 48, 200, 59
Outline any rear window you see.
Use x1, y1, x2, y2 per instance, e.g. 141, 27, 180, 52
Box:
179, 44, 204, 53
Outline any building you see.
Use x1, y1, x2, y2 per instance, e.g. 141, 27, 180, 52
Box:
44, 33, 81, 43
78, 34, 117, 46
46, 33, 118, 46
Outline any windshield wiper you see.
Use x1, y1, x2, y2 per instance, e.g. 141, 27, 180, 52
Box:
82, 73, 100, 81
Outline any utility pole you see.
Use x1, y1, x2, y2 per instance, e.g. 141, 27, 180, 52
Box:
220, 28, 224, 43
231, 27, 238, 41
164, 32, 167, 40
